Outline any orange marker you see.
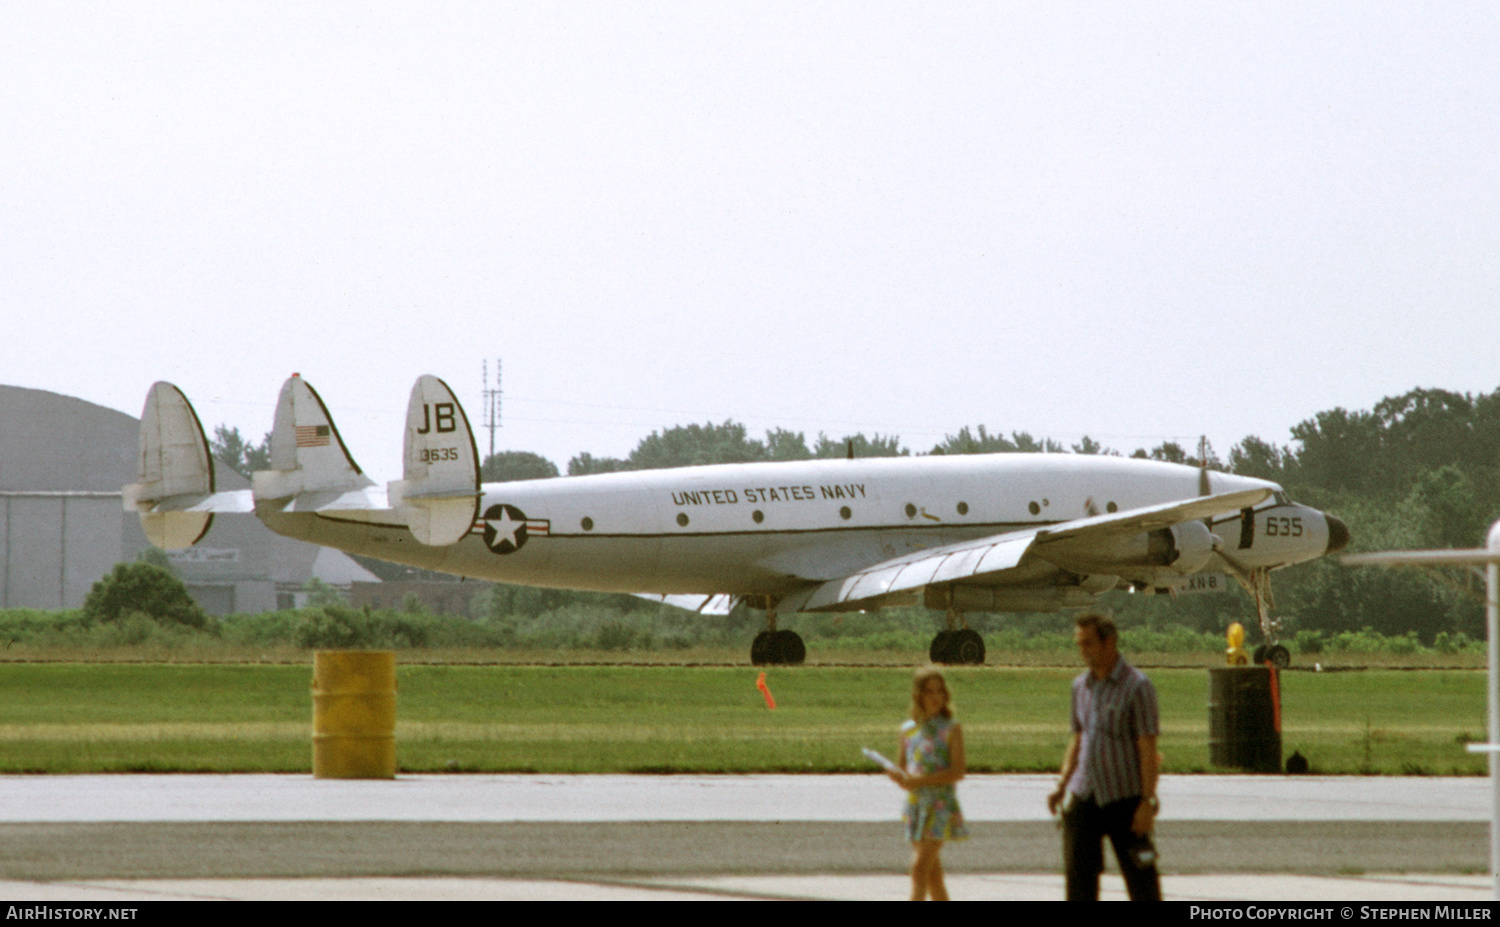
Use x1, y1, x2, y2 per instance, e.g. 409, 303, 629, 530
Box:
756, 671, 776, 710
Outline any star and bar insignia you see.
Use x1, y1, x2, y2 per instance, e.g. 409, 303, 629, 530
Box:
474, 504, 550, 554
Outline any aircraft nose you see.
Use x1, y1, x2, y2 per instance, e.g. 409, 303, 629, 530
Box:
1325, 514, 1350, 554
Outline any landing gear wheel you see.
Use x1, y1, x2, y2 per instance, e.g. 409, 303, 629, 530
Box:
953, 629, 986, 665
751, 631, 775, 666
930, 630, 957, 664
753, 630, 805, 665
1265, 644, 1291, 669
774, 630, 806, 665
1252, 644, 1267, 665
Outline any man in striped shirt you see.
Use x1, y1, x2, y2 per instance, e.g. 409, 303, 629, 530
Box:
1046, 613, 1161, 901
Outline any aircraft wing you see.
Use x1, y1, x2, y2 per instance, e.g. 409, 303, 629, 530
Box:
778, 488, 1271, 613
1343, 549, 1500, 566
1032, 488, 1270, 542
636, 593, 736, 616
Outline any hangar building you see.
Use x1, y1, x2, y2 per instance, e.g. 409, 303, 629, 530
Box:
0, 385, 377, 614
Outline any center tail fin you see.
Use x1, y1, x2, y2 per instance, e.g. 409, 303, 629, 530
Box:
252, 374, 377, 506
387, 374, 481, 545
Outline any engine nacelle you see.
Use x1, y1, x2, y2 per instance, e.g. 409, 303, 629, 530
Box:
1153, 520, 1216, 574
1046, 518, 1219, 576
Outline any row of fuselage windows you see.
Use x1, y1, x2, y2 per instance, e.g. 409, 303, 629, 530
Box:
568, 498, 1120, 531
557, 494, 1296, 533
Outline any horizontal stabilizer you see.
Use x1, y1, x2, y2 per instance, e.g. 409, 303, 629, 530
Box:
388, 375, 480, 546
252, 375, 375, 502
148, 489, 254, 513
277, 487, 389, 512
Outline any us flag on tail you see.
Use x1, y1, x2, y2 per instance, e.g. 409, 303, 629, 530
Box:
296, 425, 331, 447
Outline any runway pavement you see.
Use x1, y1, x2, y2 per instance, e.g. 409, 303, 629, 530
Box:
0, 774, 1491, 901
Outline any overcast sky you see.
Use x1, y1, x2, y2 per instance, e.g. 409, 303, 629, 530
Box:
3, 3, 1497, 481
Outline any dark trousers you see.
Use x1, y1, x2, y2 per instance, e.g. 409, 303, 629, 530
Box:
1062, 795, 1161, 901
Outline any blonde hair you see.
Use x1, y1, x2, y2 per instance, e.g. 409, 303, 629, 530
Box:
910, 666, 953, 722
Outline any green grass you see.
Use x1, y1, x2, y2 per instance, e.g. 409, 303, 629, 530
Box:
0, 663, 1487, 775
1277, 669, 1489, 775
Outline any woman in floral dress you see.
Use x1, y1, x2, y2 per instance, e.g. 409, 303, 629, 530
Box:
888, 666, 968, 900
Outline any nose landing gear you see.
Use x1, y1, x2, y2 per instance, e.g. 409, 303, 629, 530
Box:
1236, 566, 1292, 669
1252, 642, 1291, 669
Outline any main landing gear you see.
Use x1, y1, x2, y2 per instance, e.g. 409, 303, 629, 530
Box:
751, 601, 806, 666
751, 629, 806, 665
929, 609, 985, 665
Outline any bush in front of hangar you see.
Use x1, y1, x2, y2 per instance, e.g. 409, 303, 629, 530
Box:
82, 560, 208, 629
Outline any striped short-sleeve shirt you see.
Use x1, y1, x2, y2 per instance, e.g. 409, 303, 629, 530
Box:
1066, 656, 1159, 806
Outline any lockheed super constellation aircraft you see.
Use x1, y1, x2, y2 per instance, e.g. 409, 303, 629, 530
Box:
124, 375, 1349, 666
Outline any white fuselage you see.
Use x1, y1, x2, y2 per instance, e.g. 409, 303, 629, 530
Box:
263, 453, 1321, 606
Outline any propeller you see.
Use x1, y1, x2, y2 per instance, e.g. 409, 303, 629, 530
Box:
1197, 434, 1277, 644
1197, 435, 1212, 498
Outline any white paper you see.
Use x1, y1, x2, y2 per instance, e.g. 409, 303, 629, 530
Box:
861, 747, 902, 774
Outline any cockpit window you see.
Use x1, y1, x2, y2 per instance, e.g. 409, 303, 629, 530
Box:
1255, 490, 1291, 510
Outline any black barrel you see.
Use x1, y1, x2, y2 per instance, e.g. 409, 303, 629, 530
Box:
1208, 666, 1282, 773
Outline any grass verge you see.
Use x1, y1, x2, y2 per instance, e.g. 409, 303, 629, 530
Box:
0, 663, 1486, 775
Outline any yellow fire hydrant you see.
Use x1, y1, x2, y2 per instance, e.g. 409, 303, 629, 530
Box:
1225, 622, 1250, 666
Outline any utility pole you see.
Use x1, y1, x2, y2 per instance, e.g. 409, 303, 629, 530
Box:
482, 359, 502, 461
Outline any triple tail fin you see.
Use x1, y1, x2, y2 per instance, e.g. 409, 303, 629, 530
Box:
127, 373, 478, 549
387, 375, 481, 545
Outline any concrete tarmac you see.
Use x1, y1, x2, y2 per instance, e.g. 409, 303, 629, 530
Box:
0, 774, 1491, 901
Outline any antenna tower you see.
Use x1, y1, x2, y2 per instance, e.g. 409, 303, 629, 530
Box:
482, 359, 502, 460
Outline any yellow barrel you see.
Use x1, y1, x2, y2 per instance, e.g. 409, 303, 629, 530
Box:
312, 651, 396, 779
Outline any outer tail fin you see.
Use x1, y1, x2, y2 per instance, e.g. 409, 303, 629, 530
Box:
388, 375, 481, 545
252, 374, 377, 506
123, 382, 252, 549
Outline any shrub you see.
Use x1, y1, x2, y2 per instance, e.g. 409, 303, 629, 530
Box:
1387, 631, 1420, 655
303, 578, 346, 607
596, 622, 644, 650
291, 605, 431, 649
82, 561, 207, 629
1294, 630, 1324, 654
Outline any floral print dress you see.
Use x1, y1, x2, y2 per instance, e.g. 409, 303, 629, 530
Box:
901, 715, 969, 843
